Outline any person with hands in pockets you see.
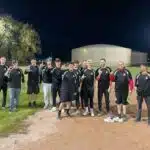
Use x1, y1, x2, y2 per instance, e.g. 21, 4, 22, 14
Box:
135, 64, 150, 125
95, 58, 112, 116
110, 61, 134, 121
81, 60, 95, 117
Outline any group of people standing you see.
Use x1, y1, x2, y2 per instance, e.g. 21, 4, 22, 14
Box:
0, 56, 150, 125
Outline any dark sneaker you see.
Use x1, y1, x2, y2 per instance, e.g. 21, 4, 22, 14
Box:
57, 111, 61, 120
135, 119, 141, 123
122, 115, 128, 121
28, 102, 32, 107
33, 101, 36, 107
66, 109, 71, 117
97, 111, 103, 117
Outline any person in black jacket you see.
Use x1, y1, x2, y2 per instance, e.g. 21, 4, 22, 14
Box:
80, 60, 87, 109
25, 59, 40, 108
81, 60, 95, 117
5, 60, 24, 112
73, 60, 82, 115
110, 61, 134, 120
57, 62, 76, 119
41, 60, 53, 109
51, 58, 63, 112
135, 64, 150, 125
95, 58, 112, 116
0, 57, 8, 109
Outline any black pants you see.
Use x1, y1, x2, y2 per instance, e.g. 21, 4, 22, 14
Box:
98, 88, 110, 112
0, 84, 7, 107
83, 88, 94, 109
75, 91, 80, 109
80, 88, 84, 108
136, 95, 150, 123
52, 84, 60, 107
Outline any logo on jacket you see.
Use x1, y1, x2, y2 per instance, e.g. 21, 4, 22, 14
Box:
146, 76, 148, 80
123, 73, 126, 76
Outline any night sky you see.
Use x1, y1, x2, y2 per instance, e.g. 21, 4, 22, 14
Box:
0, 0, 150, 61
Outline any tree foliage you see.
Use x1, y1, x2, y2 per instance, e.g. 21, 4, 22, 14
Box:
0, 16, 41, 62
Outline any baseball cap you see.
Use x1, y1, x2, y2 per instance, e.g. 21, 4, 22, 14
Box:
55, 58, 61, 62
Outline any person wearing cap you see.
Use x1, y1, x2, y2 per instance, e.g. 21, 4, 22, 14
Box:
95, 58, 112, 116
135, 64, 150, 125
5, 60, 24, 112
57, 62, 76, 119
40, 60, 53, 109
25, 59, 40, 108
81, 60, 95, 117
0, 57, 8, 109
110, 61, 134, 121
51, 58, 63, 112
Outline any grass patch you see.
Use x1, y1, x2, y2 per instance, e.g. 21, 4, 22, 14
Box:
0, 67, 43, 136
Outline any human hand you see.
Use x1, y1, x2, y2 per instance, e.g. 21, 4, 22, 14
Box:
98, 69, 102, 75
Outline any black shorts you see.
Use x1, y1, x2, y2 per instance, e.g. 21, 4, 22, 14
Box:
115, 91, 128, 105
60, 90, 73, 102
27, 84, 39, 95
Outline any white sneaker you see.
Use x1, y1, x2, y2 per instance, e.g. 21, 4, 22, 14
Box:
43, 105, 49, 109
90, 109, 95, 117
113, 116, 120, 122
74, 110, 81, 115
118, 118, 124, 123
51, 107, 57, 112
83, 111, 89, 116
104, 116, 114, 123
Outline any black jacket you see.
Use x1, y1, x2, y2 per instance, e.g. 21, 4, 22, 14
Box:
25, 65, 40, 85
0, 65, 8, 87
81, 69, 95, 90
113, 69, 132, 92
41, 67, 53, 83
7, 68, 24, 88
61, 70, 76, 92
135, 73, 150, 96
73, 69, 81, 89
51, 67, 63, 86
95, 66, 111, 89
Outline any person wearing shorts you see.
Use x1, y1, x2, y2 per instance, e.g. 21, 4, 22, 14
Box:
110, 61, 133, 120
135, 64, 150, 125
25, 59, 40, 108
57, 62, 76, 119
73, 60, 82, 115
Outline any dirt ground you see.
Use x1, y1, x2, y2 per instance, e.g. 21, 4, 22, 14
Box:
1, 86, 150, 150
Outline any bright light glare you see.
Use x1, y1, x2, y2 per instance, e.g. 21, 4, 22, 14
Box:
83, 49, 87, 52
